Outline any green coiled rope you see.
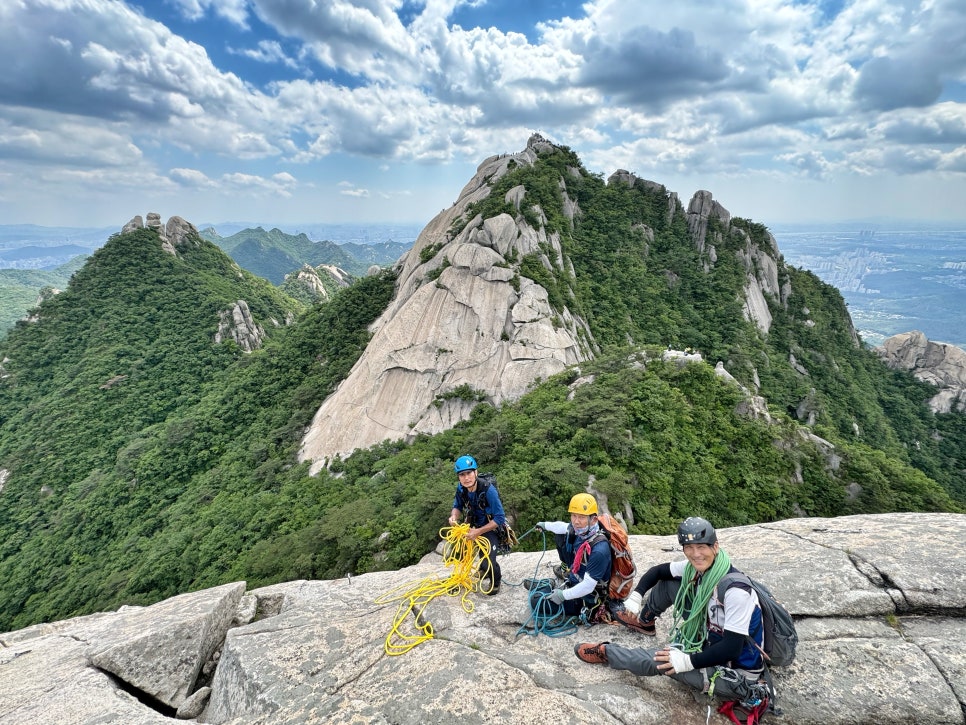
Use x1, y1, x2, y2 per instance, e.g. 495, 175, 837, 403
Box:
669, 549, 732, 653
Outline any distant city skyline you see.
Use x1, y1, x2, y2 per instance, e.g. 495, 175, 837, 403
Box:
2, 0, 965, 230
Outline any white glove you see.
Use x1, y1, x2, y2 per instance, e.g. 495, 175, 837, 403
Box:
624, 590, 643, 616
667, 648, 694, 674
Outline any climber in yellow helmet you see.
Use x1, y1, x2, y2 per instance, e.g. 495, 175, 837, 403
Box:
525, 493, 612, 619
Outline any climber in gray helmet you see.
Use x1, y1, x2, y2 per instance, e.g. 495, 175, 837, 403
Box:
573, 517, 772, 723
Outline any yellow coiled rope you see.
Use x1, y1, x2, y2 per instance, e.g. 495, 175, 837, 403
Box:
375, 523, 496, 656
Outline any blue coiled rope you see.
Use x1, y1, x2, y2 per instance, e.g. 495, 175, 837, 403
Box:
504, 526, 596, 638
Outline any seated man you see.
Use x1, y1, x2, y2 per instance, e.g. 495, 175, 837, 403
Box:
573, 517, 771, 720
528, 493, 612, 619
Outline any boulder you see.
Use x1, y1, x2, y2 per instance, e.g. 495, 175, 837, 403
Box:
877, 331, 966, 413
1, 582, 244, 721
1, 514, 964, 724
85, 581, 245, 709
119, 213, 200, 255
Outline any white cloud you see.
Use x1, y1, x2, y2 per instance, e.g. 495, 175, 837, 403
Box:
168, 0, 250, 27
0, 109, 143, 166
170, 167, 216, 188
229, 40, 300, 70
251, 0, 417, 80
877, 103, 966, 146
2, 0, 966, 227
222, 171, 297, 195
777, 150, 834, 180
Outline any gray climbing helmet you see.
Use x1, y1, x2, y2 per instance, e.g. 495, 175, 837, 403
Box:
677, 516, 717, 546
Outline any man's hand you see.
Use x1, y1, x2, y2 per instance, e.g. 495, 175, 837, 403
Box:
548, 588, 567, 605
448, 515, 459, 526
656, 647, 694, 674
623, 590, 643, 616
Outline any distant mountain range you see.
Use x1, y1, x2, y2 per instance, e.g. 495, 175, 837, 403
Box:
0, 223, 415, 335
198, 226, 410, 282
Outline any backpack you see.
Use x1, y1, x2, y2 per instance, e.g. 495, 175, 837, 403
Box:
594, 513, 637, 601
718, 571, 798, 667
457, 473, 517, 554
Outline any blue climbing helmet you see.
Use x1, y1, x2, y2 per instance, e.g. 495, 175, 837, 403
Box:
454, 455, 478, 473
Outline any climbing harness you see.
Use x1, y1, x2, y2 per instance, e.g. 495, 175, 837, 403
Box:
375, 523, 497, 656
705, 667, 773, 725
717, 696, 770, 725
455, 473, 518, 554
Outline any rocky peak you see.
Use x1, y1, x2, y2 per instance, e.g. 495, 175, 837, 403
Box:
682, 190, 797, 337
289, 264, 331, 300
298, 138, 596, 470
214, 300, 265, 353
296, 140, 843, 469
686, 189, 730, 258
877, 330, 966, 413
121, 213, 200, 255
525, 131, 556, 154
2, 513, 964, 724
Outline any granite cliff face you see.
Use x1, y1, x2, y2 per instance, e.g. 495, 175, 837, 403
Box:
878, 330, 966, 414
298, 138, 803, 470
2, 513, 964, 725
298, 135, 596, 470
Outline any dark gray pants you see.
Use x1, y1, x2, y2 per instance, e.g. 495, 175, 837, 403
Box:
479, 530, 502, 585
604, 643, 763, 701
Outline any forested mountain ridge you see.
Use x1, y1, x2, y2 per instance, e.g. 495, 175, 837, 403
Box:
298, 134, 966, 499
199, 226, 407, 282
0, 142, 962, 633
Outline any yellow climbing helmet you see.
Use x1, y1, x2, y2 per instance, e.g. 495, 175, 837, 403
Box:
568, 493, 598, 515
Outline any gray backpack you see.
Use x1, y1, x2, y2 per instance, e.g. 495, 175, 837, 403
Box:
719, 571, 798, 667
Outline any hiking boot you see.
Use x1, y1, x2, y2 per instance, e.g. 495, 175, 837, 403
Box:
479, 576, 499, 595
574, 642, 609, 665
552, 563, 570, 580
615, 609, 656, 636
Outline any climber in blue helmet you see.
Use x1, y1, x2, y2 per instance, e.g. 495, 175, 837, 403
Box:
448, 455, 506, 595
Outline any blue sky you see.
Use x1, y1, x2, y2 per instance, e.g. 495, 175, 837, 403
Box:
1, 0, 965, 231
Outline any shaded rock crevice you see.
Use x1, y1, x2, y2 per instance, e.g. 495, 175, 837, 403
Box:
92, 665, 179, 718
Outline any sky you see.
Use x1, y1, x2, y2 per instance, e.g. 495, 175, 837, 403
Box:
2, 0, 966, 232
